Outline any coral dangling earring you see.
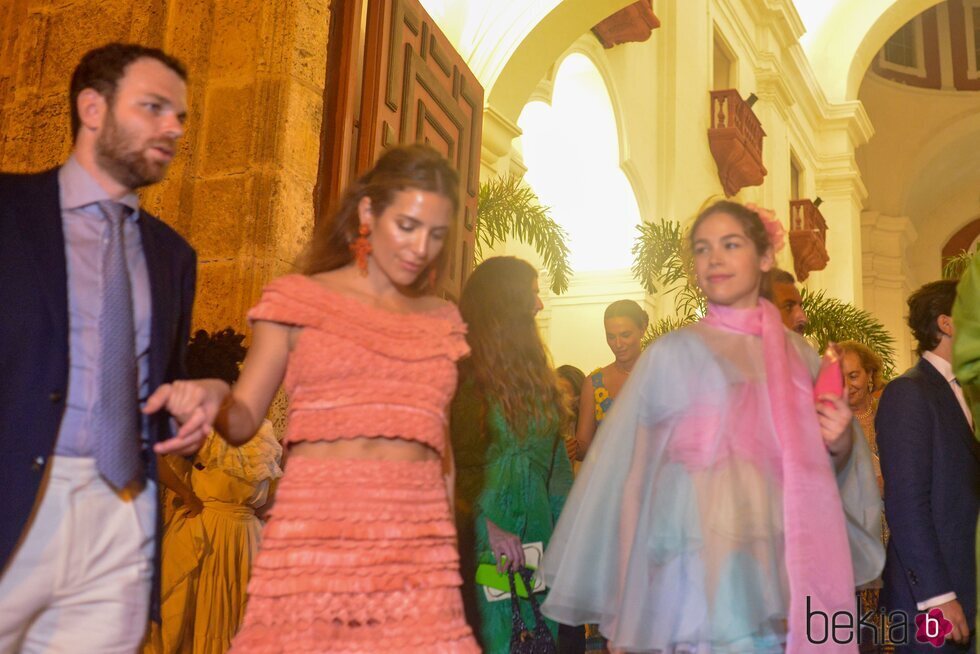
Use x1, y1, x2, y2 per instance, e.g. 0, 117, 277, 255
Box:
350, 224, 372, 276
427, 267, 438, 290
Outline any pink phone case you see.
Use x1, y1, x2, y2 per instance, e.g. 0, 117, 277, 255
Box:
814, 349, 844, 405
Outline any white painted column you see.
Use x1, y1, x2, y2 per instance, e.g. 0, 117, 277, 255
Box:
809, 105, 874, 304
861, 211, 918, 372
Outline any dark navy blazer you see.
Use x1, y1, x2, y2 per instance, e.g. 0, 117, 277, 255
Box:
0, 168, 196, 575
877, 357, 980, 652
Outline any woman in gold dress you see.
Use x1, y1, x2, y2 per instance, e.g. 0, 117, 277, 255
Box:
839, 340, 888, 652
840, 341, 886, 496
146, 329, 283, 654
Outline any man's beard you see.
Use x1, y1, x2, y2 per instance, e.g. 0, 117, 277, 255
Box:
94, 110, 172, 191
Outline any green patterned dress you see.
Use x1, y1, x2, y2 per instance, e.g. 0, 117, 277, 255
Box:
452, 379, 573, 653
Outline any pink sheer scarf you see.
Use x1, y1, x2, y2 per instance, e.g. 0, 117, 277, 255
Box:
702, 299, 856, 654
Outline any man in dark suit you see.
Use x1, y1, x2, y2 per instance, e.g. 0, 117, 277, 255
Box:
877, 280, 980, 652
0, 43, 211, 651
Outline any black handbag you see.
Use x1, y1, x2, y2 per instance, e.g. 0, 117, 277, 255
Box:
508, 567, 557, 654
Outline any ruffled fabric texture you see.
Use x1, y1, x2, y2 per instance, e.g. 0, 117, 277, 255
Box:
541, 307, 884, 654
197, 420, 283, 484
230, 458, 479, 653
246, 274, 469, 455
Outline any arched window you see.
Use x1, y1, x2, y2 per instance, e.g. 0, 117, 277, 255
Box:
517, 53, 641, 272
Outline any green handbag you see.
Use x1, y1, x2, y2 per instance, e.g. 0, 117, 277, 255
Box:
475, 541, 545, 600
475, 562, 540, 598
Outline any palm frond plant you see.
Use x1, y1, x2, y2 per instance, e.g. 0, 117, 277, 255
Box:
476, 174, 572, 294
943, 248, 975, 280
631, 219, 703, 344
631, 220, 688, 294
631, 219, 899, 378
800, 288, 898, 379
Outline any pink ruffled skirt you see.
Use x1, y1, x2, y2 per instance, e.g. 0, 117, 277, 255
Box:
230, 457, 479, 653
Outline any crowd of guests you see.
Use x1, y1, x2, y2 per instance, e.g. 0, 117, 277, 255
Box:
3, 41, 980, 654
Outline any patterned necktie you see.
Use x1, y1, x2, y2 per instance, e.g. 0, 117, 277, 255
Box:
94, 200, 143, 489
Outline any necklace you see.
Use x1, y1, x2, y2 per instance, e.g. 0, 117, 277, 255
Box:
856, 397, 877, 421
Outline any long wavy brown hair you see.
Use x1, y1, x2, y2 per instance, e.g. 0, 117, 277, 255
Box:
300, 144, 460, 294
459, 257, 565, 436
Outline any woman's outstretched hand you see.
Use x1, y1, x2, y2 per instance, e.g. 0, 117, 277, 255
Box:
486, 518, 524, 573
145, 379, 230, 456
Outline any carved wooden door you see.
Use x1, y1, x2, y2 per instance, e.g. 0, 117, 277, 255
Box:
356, 0, 483, 300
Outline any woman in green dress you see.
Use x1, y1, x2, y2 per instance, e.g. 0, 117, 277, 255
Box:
452, 256, 574, 653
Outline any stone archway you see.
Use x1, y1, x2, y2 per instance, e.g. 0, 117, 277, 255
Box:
484, 0, 633, 125
418, 0, 634, 168
803, 0, 944, 102
476, 0, 635, 166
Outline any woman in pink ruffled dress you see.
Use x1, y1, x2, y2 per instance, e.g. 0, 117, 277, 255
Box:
147, 145, 479, 653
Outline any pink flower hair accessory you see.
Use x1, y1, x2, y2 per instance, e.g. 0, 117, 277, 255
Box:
746, 203, 785, 254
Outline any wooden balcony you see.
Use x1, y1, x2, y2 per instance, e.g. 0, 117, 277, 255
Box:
591, 0, 661, 49
708, 89, 766, 196
789, 199, 829, 282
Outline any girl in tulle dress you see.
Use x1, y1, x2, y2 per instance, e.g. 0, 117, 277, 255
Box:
541, 201, 884, 654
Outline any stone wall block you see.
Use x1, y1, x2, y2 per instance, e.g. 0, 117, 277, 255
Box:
164, 0, 216, 81
0, 99, 36, 169
256, 0, 291, 76
289, 0, 329, 89
128, 1, 168, 46
195, 258, 250, 332
252, 76, 286, 165
10, 10, 49, 95
39, 4, 130, 94
139, 156, 193, 235
208, 0, 265, 79
279, 81, 323, 181
270, 170, 315, 262
188, 174, 252, 260
0, 1, 31, 82
29, 92, 73, 169
248, 167, 276, 252
199, 83, 256, 176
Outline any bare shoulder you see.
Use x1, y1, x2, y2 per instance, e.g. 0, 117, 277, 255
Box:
308, 268, 354, 290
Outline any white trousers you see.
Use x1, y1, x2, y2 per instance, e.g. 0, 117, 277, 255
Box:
0, 456, 156, 654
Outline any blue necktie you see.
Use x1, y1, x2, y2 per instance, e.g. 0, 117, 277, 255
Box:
94, 200, 143, 489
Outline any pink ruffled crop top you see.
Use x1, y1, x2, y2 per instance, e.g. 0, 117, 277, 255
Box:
246, 274, 470, 455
